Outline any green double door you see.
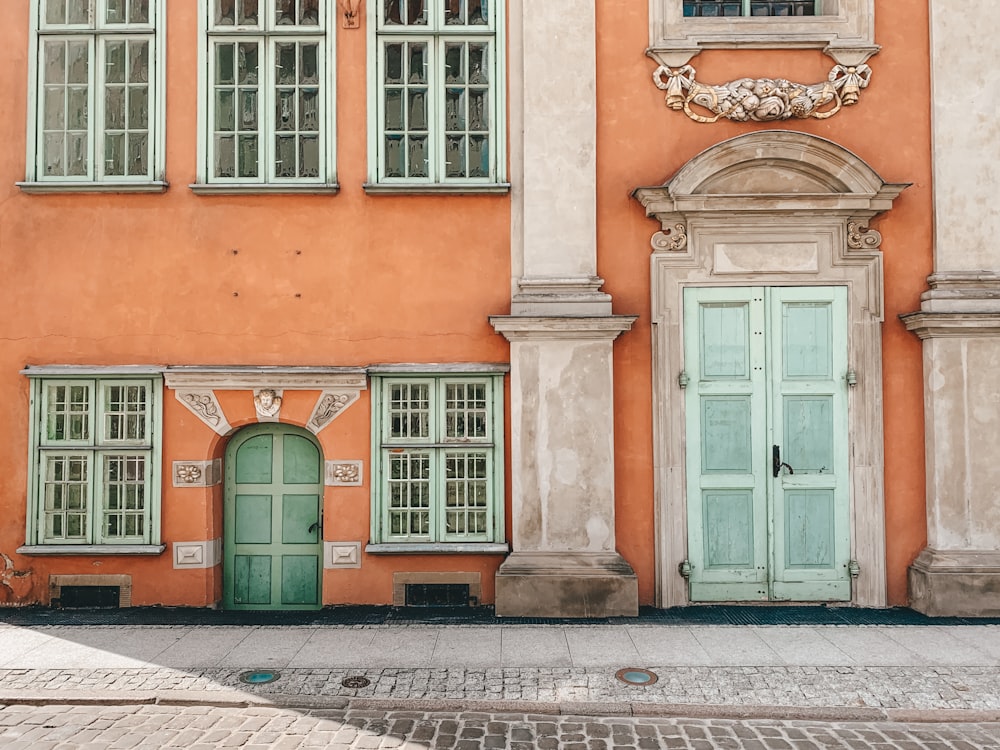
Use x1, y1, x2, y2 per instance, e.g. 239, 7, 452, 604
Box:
224, 424, 324, 610
683, 286, 851, 602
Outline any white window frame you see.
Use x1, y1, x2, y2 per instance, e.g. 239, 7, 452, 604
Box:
368, 371, 506, 551
21, 0, 167, 193
366, 0, 507, 193
193, 0, 338, 194
22, 369, 164, 554
649, 0, 876, 65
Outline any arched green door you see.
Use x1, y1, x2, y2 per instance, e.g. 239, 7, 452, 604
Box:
224, 424, 324, 610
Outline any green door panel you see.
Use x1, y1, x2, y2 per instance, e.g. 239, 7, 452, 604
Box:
224, 424, 324, 610
234, 495, 273, 544
283, 435, 321, 484
282, 494, 321, 544
235, 435, 273, 483
281, 555, 319, 605
233, 555, 272, 605
684, 286, 851, 603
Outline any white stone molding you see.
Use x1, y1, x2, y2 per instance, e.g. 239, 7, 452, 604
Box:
633, 130, 907, 609
175, 390, 232, 435
653, 63, 871, 123
172, 539, 222, 570
648, 0, 878, 68
172, 459, 222, 487
308, 391, 360, 433
651, 222, 688, 252
253, 388, 283, 422
325, 542, 361, 569
325, 460, 364, 487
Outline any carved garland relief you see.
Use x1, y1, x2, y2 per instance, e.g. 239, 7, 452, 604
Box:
653, 64, 872, 123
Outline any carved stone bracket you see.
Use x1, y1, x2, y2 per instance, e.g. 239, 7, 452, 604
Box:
309, 390, 361, 433
653, 63, 872, 123
175, 390, 232, 435
847, 220, 883, 250
652, 222, 688, 252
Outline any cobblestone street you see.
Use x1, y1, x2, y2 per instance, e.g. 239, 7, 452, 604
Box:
0, 704, 997, 750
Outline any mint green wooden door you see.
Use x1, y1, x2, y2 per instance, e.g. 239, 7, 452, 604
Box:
224, 424, 324, 610
683, 286, 851, 602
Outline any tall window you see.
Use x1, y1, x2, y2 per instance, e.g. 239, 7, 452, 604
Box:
371, 375, 504, 545
25, 0, 163, 188
370, 0, 504, 188
683, 1, 815, 15
27, 377, 161, 547
200, 0, 336, 187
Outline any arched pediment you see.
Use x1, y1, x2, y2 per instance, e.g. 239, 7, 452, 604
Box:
635, 131, 907, 212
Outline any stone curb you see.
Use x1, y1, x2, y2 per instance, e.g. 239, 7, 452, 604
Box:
2, 691, 1000, 724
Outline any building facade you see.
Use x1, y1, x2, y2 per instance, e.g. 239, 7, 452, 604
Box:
0, 0, 994, 616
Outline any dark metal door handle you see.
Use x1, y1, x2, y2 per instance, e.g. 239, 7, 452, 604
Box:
772, 445, 794, 477
308, 520, 322, 535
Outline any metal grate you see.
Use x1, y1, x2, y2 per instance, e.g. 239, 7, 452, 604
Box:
56, 585, 121, 609
404, 583, 471, 607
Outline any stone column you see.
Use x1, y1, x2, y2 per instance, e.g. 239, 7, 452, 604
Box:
491, 0, 638, 617
901, 0, 1000, 616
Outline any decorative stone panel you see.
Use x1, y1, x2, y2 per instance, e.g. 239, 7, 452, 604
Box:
325, 542, 361, 569
172, 539, 222, 570
308, 390, 361, 433
326, 460, 363, 486
172, 459, 222, 487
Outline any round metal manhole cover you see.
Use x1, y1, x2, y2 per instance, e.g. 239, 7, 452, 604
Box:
239, 670, 281, 685
615, 668, 658, 686
341, 676, 371, 689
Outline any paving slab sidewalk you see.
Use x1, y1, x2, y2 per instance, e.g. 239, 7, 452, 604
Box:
0, 621, 999, 721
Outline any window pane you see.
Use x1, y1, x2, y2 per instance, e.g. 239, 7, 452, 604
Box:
444, 0, 464, 24
240, 0, 259, 24
107, 0, 127, 24
384, 0, 427, 25
103, 455, 147, 539
68, 0, 91, 24
216, 0, 236, 24
104, 384, 148, 442
213, 41, 260, 179
444, 451, 489, 537
47, 384, 91, 442
683, 0, 815, 15
44, 454, 89, 541
103, 39, 151, 178
445, 383, 488, 439
387, 452, 431, 536
45, 0, 68, 25
129, 0, 150, 23
388, 383, 431, 438
42, 40, 90, 178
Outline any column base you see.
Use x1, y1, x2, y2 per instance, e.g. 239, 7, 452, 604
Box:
908, 548, 1000, 617
495, 552, 638, 618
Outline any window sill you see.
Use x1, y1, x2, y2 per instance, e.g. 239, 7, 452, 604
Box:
17, 181, 169, 194
17, 544, 166, 556
189, 183, 340, 195
363, 182, 511, 196
365, 542, 509, 555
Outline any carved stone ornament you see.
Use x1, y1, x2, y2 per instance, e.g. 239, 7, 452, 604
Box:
651, 222, 688, 252
653, 63, 872, 123
326, 460, 363, 487
254, 389, 283, 418
847, 220, 883, 250
309, 391, 359, 433
176, 390, 232, 435
176, 465, 202, 483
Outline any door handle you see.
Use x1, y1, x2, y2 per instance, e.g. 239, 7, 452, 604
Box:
308, 519, 323, 536
772, 445, 794, 477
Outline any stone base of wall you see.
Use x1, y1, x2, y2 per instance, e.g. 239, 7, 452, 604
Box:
495, 552, 638, 618
909, 548, 1000, 617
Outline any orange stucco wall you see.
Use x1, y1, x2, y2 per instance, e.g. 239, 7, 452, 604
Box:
0, 1, 930, 609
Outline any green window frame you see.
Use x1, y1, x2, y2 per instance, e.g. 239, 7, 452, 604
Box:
367, 0, 506, 189
22, 0, 166, 192
26, 376, 162, 547
195, 0, 337, 190
371, 374, 504, 545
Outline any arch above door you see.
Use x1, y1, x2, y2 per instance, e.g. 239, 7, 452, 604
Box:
633, 131, 908, 609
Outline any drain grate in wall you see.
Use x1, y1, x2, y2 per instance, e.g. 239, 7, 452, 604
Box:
405, 583, 471, 607
56, 586, 121, 609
